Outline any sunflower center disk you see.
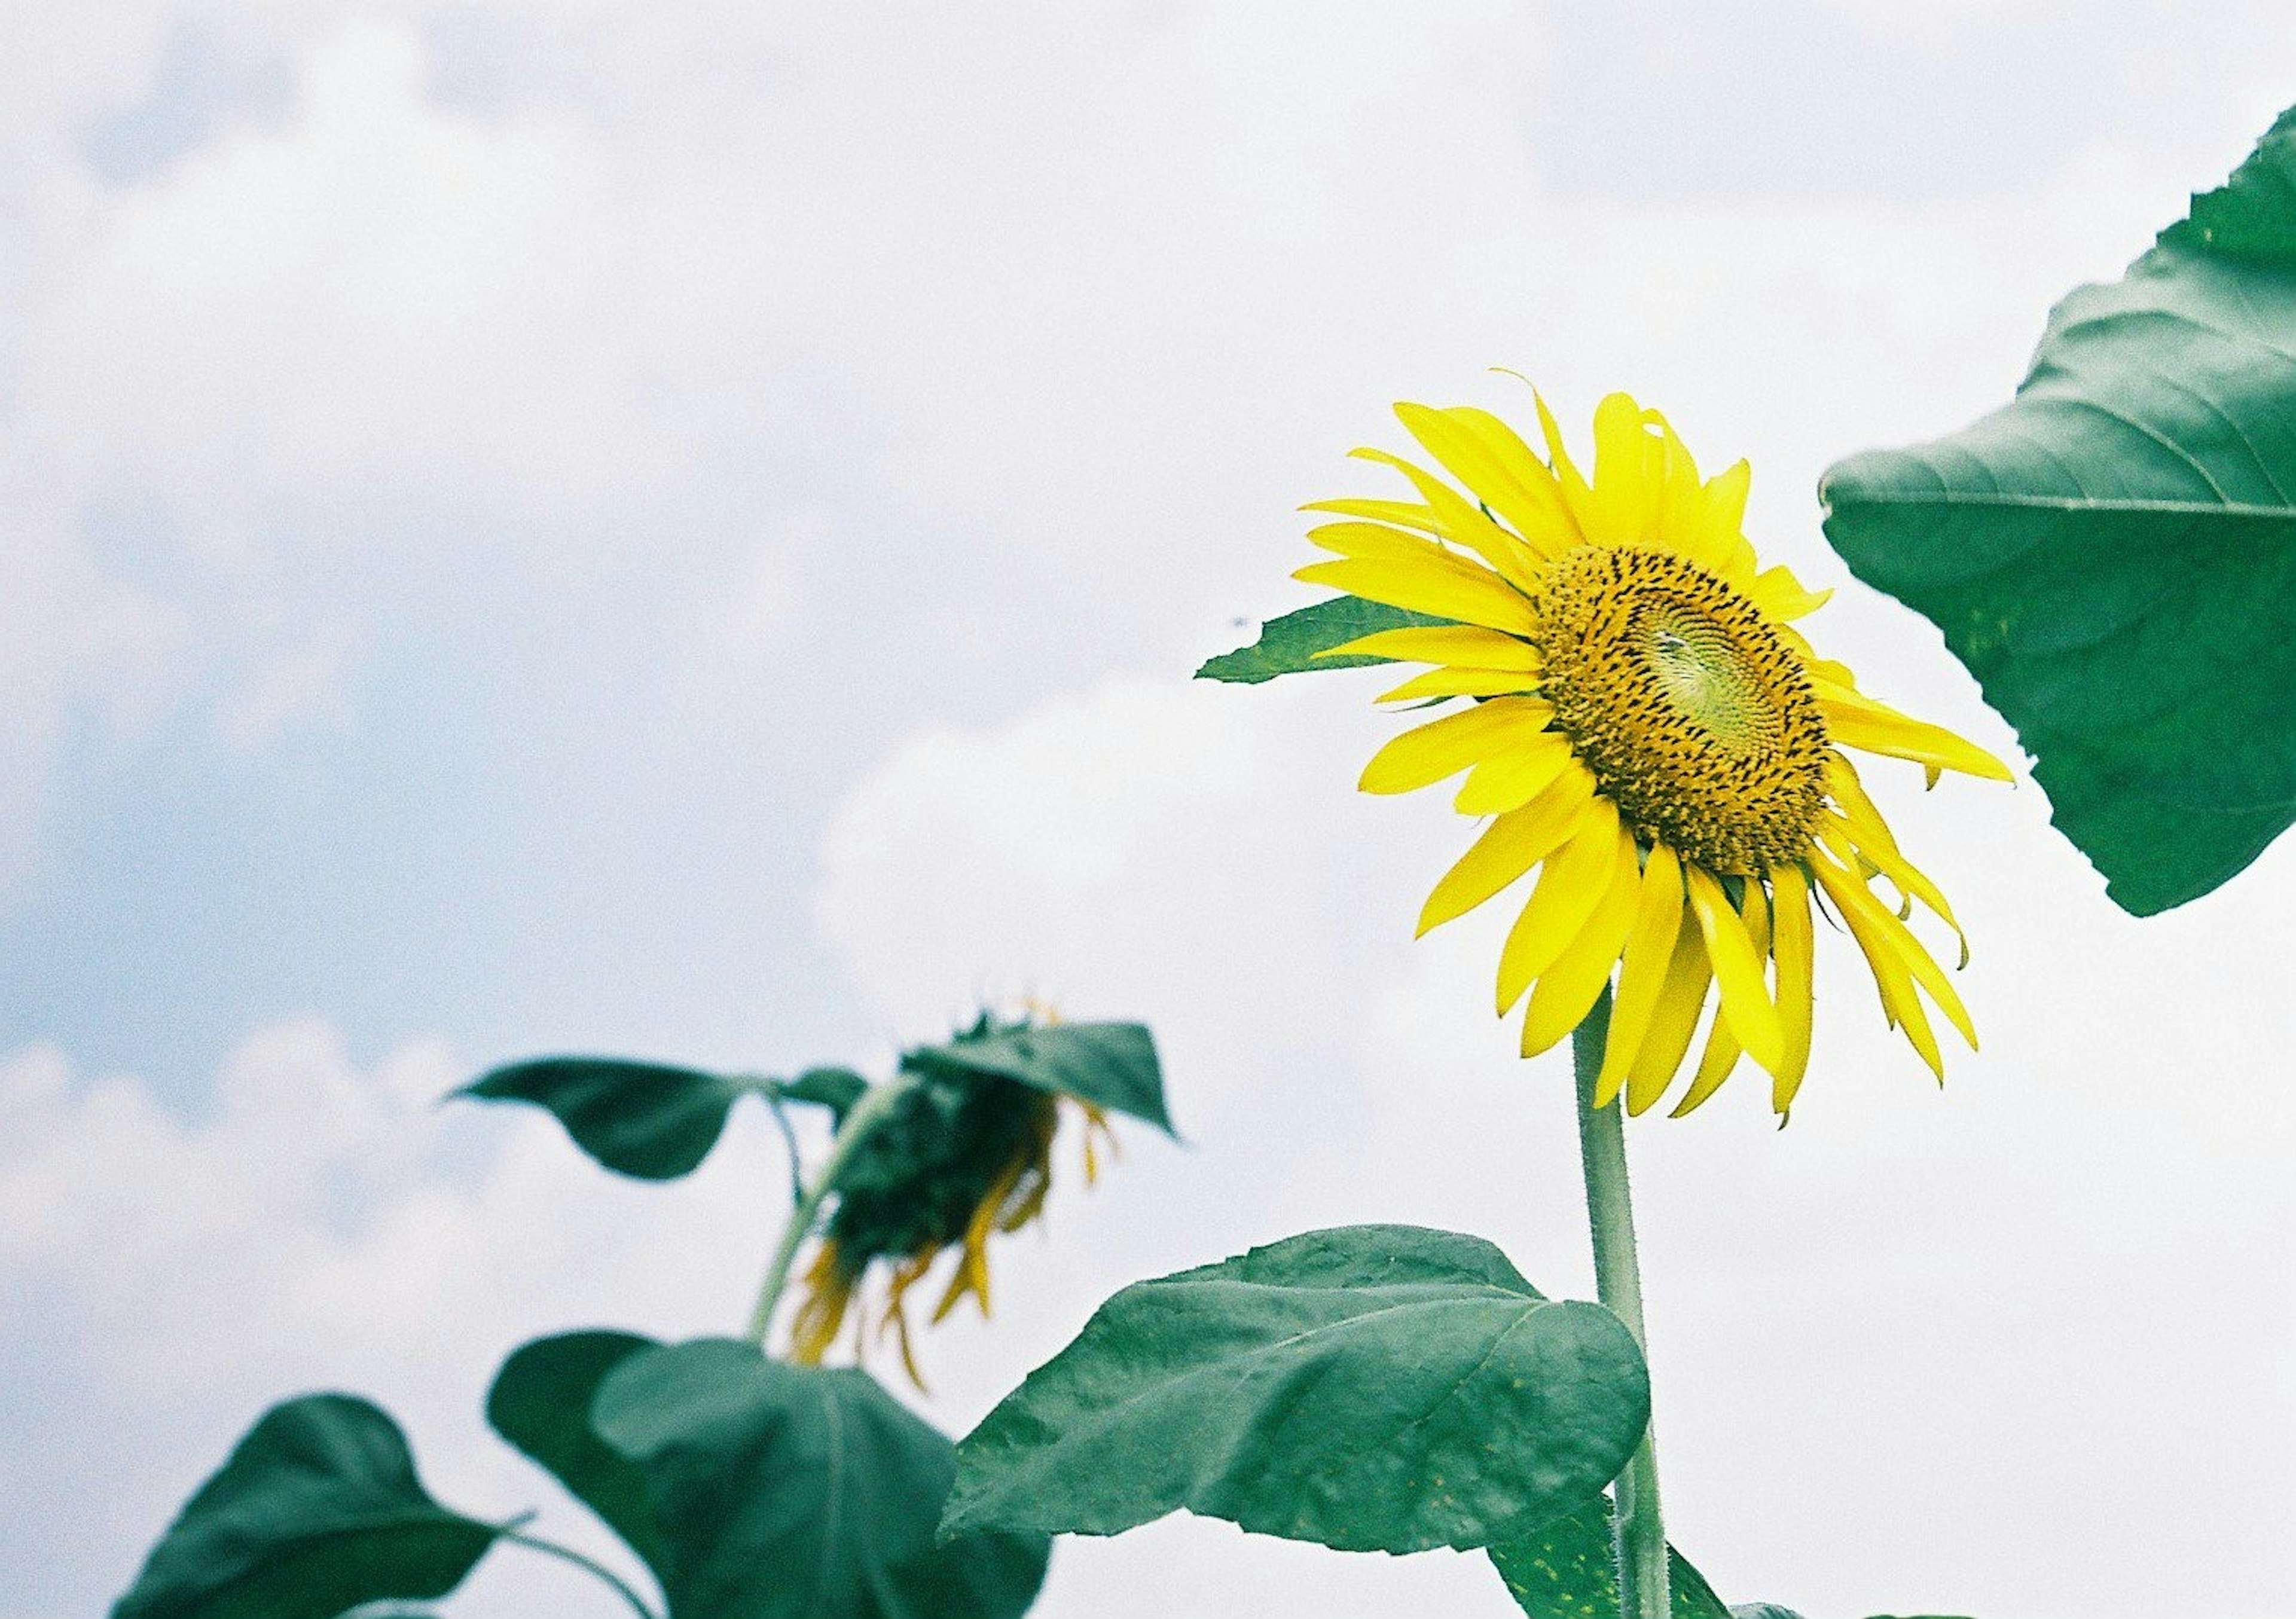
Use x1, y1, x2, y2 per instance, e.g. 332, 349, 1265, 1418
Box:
1535, 546, 1827, 874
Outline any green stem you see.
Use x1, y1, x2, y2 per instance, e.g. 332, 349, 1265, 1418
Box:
743, 1076, 917, 1348
1571, 988, 1670, 1619
500, 1528, 662, 1619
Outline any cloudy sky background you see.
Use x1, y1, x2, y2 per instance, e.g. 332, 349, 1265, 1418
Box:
4, 5, 2295, 1616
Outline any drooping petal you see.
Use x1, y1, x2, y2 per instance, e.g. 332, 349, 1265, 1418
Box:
1669, 882, 1775, 1117
1817, 683, 2014, 781
1359, 696, 1549, 794
1416, 767, 1596, 934
1596, 842, 1687, 1102
1768, 865, 1816, 1115
1495, 797, 1624, 1013
1521, 833, 1645, 1057
1684, 867, 1785, 1075
1621, 923, 1711, 1116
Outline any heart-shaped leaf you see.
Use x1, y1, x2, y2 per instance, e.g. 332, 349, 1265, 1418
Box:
1488, 1495, 1730, 1618
943, 1224, 1649, 1554
906, 1022, 1175, 1136
1196, 596, 1447, 683
459, 1058, 753, 1180
1820, 103, 2296, 915
114, 1394, 500, 1619
591, 1339, 1050, 1619
486, 1331, 670, 1577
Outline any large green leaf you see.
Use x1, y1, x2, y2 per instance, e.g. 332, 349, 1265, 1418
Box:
591, 1339, 1050, 1619
1487, 1495, 1729, 1618
1195, 596, 1448, 683
458, 1058, 753, 1180
1819, 104, 2296, 915
905, 1022, 1175, 1136
486, 1331, 671, 1578
114, 1394, 501, 1619
942, 1224, 1649, 1554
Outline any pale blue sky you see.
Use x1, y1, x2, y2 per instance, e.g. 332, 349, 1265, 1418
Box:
4, 7, 2294, 1618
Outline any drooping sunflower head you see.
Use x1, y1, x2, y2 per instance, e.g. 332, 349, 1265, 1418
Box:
787, 1013, 1117, 1387
1298, 390, 2013, 1119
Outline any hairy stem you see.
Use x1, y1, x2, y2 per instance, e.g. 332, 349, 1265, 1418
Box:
1571, 988, 1669, 1619
743, 1076, 916, 1348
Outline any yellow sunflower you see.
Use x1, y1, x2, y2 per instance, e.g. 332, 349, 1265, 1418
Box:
1299, 390, 2012, 1119
787, 1026, 1117, 1387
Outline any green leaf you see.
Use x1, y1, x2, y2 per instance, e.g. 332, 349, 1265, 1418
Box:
1727, 1608, 1809, 1619
486, 1331, 671, 1577
776, 1067, 871, 1123
1488, 1495, 1730, 1618
907, 1022, 1175, 1136
1819, 103, 2296, 915
591, 1339, 1051, 1619
1195, 596, 1450, 683
459, 1058, 752, 1180
114, 1394, 501, 1619
942, 1224, 1650, 1554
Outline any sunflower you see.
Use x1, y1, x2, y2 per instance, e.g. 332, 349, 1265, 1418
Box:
787, 1018, 1117, 1386
1298, 390, 2011, 1119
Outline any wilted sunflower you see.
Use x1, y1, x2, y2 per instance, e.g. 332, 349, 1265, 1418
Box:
788, 1019, 1117, 1386
1299, 390, 2011, 1119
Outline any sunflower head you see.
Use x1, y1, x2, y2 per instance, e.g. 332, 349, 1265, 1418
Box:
787, 1013, 1117, 1387
1297, 390, 2013, 1120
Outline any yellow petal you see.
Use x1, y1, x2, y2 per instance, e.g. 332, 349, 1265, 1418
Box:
1318, 625, 1543, 670
1769, 865, 1815, 1116
1454, 731, 1574, 815
1416, 768, 1595, 934
1596, 843, 1686, 1102
1349, 447, 1547, 594
1623, 923, 1711, 1115
1750, 563, 1831, 621
1359, 697, 1548, 795
1669, 885, 1775, 1117
1812, 852, 1944, 1079
1534, 390, 1598, 531
1684, 867, 1785, 1075
1301, 496, 1445, 534
1521, 833, 1645, 1058
1820, 848, 1977, 1050
1305, 520, 1448, 563
1586, 392, 1662, 545
1817, 685, 2014, 781
1495, 798, 1623, 1013
1376, 667, 1546, 704
1394, 402, 1574, 557
1676, 459, 1751, 574
1293, 557, 1538, 636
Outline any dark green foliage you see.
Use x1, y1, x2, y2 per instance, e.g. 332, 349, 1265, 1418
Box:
943, 1225, 1650, 1555
1195, 596, 1449, 683
816, 1068, 1058, 1286
1821, 103, 2296, 914
778, 1067, 871, 1123
458, 1058, 753, 1180
589, 1340, 1051, 1619
1488, 1495, 1730, 1618
487, 1331, 671, 1575
905, 1017, 1174, 1135
112, 1395, 499, 1619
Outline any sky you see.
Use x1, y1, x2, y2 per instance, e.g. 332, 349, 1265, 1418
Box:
3, 4, 2294, 1616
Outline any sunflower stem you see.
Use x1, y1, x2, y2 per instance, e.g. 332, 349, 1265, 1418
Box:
743, 1076, 917, 1349
1571, 988, 1671, 1619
